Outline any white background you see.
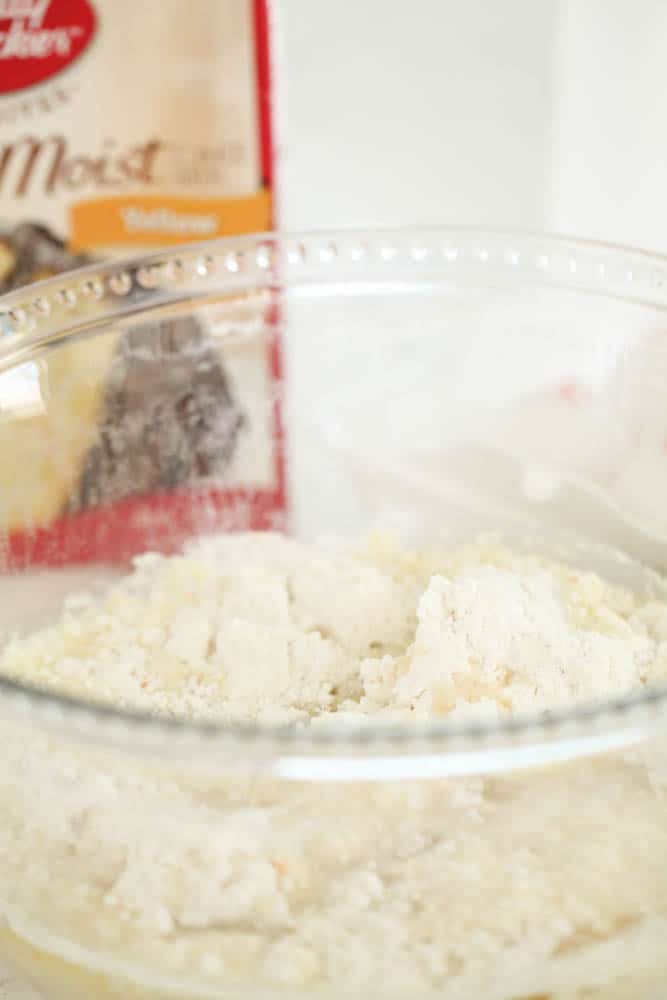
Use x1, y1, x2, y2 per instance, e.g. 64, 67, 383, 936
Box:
279, 0, 667, 254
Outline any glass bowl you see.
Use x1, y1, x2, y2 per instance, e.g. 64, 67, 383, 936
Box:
0, 228, 666, 1000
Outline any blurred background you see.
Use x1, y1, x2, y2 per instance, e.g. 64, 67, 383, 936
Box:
280, 0, 667, 253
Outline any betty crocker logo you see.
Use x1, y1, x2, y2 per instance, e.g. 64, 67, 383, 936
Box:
0, 0, 96, 95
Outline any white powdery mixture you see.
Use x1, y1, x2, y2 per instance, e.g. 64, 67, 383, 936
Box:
1, 532, 667, 999
2, 531, 666, 723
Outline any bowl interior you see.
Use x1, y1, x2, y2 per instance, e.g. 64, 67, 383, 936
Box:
0, 229, 667, 750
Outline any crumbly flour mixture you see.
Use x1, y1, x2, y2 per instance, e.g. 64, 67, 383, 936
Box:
2, 532, 667, 723
0, 532, 667, 1000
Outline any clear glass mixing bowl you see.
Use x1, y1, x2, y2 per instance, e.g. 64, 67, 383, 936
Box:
0, 228, 666, 1000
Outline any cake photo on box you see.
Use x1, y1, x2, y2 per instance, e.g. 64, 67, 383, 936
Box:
0, 222, 91, 293
66, 314, 246, 515
0, 220, 248, 534
0, 290, 290, 569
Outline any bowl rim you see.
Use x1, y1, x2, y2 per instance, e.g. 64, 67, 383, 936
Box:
1, 225, 667, 772
2, 223, 667, 347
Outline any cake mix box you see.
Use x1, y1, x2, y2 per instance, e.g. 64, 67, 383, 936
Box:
0, 0, 285, 567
